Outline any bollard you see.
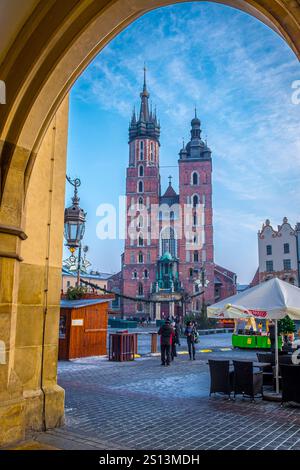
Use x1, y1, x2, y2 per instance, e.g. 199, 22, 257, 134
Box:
133, 333, 138, 355
150, 332, 158, 353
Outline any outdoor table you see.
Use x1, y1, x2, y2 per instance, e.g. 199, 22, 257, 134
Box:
206, 360, 271, 369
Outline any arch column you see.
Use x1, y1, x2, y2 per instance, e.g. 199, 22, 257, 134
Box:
0, 97, 69, 446
0, 241, 25, 446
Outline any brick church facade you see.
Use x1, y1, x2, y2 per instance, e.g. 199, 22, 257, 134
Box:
108, 71, 236, 319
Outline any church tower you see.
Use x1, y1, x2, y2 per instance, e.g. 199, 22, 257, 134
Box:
122, 68, 161, 317
178, 111, 215, 306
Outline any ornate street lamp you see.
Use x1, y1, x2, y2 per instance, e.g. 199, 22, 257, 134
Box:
64, 176, 86, 286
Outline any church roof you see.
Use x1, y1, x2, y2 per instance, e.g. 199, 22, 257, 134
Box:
160, 178, 179, 206
162, 184, 177, 198
179, 109, 211, 161
128, 66, 160, 143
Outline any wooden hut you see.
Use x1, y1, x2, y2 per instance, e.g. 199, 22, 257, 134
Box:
58, 298, 109, 360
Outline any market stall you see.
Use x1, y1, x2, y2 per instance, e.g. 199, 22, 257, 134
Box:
232, 318, 282, 349
207, 278, 300, 394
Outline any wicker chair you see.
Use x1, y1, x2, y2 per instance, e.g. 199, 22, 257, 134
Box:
256, 352, 274, 386
281, 365, 300, 405
208, 360, 233, 398
233, 361, 263, 400
272, 355, 293, 390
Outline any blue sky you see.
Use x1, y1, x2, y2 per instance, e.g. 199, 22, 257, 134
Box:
64, 1, 300, 284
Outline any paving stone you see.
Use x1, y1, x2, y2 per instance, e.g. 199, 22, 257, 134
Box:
33, 346, 300, 450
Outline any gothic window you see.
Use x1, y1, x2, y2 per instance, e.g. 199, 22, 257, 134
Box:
192, 172, 199, 185
138, 282, 144, 296
150, 142, 154, 161
193, 213, 197, 226
138, 251, 144, 263
139, 165, 144, 177
144, 269, 149, 279
138, 216, 143, 228
189, 268, 193, 278
138, 235, 144, 247
194, 251, 199, 262
140, 141, 144, 160
192, 194, 199, 208
133, 270, 137, 279
160, 227, 177, 258
138, 196, 144, 210
138, 180, 144, 193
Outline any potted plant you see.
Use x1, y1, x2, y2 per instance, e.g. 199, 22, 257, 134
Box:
278, 315, 296, 343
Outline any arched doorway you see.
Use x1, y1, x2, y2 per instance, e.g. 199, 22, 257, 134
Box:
0, 0, 299, 447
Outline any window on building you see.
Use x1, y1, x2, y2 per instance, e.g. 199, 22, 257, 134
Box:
150, 142, 154, 161
138, 216, 143, 228
140, 141, 144, 160
138, 196, 144, 210
133, 270, 137, 279
138, 235, 143, 247
284, 243, 290, 254
266, 245, 272, 255
266, 260, 274, 272
138, 251, 144, 263
196, 300, 200, 311
67, 281, 70, 287
144, 269, 149, 279
189, 268, 193, 278
139, 165, 144, 177
160, 227, 176, 258
112, 294, 120, 308
192, 194, 199, 208
194, 251, 199, 262
193, 213, 197, 226
130, 253, 135, 264
138, 282, 144, 296
147, 251, 151, 263
283, 259, 291, 271
192, 172, 199, 185
138, 180, 143, 193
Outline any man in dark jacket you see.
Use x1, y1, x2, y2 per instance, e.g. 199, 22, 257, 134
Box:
158, 319, 174, 366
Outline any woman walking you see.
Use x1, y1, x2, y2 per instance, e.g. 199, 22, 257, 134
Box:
184, 321, 198, 360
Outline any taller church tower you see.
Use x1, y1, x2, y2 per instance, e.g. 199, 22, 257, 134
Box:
122, 69, 161, 317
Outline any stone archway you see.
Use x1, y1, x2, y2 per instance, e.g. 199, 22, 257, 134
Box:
0, 0, 299, 447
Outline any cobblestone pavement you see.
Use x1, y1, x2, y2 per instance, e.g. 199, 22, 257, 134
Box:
38, 338, 300, 451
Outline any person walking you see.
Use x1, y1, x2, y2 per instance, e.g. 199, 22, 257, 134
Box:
185, 321, 198, 360
171, 321, 180, 361
158, 319, 174, 366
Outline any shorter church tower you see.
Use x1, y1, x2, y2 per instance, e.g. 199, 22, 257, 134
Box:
178, 111, 215, 306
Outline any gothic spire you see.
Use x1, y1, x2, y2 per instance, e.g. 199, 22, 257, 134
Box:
139, 64, 150, 122
129, 65, 160, 143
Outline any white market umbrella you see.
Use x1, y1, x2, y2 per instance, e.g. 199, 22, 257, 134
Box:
207, 278, 300, 394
